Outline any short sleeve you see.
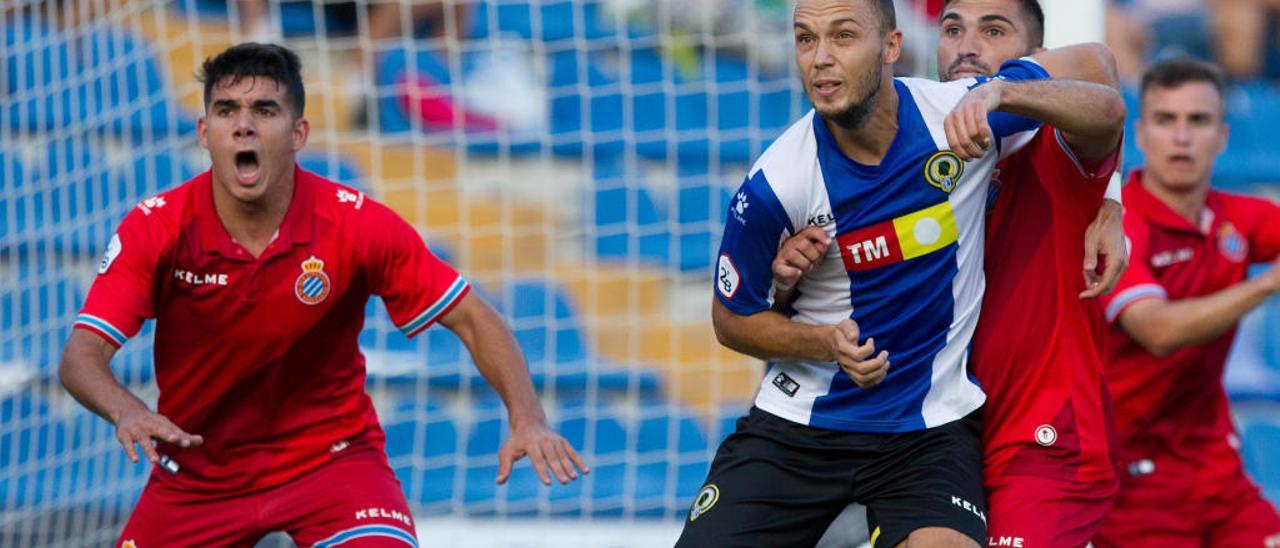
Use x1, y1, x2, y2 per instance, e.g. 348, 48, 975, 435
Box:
1098, 219, 1167, 324
75, 209, 163, 348
977, 57, 1051, 143
363, 201, 470, 338
715, 171, 796, 315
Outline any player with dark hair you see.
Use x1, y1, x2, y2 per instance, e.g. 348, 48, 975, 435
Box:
778, 0, 1129, 545
1094, 56, 1280, 548
676, 0, 1125, 545
58, 42, 587, 547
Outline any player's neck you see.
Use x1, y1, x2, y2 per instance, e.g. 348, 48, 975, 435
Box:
1141, 172, 1210, 227
825, 80, 899, 166
212, 170, 295, 258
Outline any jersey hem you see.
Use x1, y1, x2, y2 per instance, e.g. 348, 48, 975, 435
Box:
74, 314, 128, 348
754, 398, 982, 434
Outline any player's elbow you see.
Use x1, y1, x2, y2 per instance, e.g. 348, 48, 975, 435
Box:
1132, 328, 1179, 358
1079, 42, 1121, 90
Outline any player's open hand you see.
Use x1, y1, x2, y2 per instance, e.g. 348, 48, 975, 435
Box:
114, 406, 203, 464
829, 319, 890, 388
1080, 197, 1128, 299
773, 226, 831, 290
497, 422, 589, 486
945, 79, 1005, 160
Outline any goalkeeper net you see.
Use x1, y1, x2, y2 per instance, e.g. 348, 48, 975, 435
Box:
0, 0, 936, 545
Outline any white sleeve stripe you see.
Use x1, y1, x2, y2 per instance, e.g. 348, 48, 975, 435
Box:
1106, 284, 1168, 322
398, 277, 469, 336
74, 314, 128, 345
1053, 127, 1093, 179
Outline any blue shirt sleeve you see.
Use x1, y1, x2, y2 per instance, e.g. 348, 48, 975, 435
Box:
714, 171, 795, 315
972, 58, 1051, 139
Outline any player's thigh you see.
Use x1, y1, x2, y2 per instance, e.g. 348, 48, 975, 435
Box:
674, 411, 852, 548
118, 479, 265, 547
862, 413, 986, 548
1211, 488, 1280, 547
271, 451, 418, 547
985, 474, 1117, 548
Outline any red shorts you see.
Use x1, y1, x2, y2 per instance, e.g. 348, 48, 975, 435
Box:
1093, 452, 1280, 548
984, 474, 1117, 548
117, 445, 417, 547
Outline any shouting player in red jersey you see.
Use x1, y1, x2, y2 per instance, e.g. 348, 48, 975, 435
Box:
58, 43, 587, 547
1093, 58, 1280, 548
780, 2, 1130, 546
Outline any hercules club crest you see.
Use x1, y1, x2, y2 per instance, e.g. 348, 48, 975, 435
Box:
294, 255, 331, 305
924, 151, 965, 193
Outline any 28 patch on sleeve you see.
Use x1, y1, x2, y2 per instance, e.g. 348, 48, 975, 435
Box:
716, 254, 740, 298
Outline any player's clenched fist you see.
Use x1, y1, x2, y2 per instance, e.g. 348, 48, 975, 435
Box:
827, 319, 890, 388
772, 226, 831, 290
944, 78, 1006, 160
114, 407, 203, 464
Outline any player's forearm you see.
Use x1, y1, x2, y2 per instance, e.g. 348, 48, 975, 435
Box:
713, 299, 834, 362
995, 79, 1126, 159
446, 296, 547, 429
1122, 278, 1274, 357
58, 330, 149, 425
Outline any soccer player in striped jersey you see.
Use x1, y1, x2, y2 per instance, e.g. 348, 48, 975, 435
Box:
59, 43, 586, 547
1094, 57, 1280, 548
804, 2, 1129, 546
676, 0, 1124, 546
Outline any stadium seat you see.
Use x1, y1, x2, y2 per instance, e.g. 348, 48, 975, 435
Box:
1240, 421, 1280, 503
632, 404, 711, 518
298, 152, 367, 191
0, 262, 85, 375
381, 399, 459, 508
0, 392, 73, 508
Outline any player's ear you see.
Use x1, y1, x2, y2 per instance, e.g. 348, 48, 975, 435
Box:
883, 28, 903, 66
292, 116, 309, 153
197, 115, 209, 150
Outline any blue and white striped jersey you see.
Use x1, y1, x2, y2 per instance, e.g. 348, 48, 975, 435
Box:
715, 59, 1048, 434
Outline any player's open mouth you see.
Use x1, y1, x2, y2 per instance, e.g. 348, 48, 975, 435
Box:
1168, 154, 1194, 166
813, 80, 843, 97
234, 150, 261, 185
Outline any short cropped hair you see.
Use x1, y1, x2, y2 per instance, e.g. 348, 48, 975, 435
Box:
198, 43, 305, 119
1140, 56, 1227, 105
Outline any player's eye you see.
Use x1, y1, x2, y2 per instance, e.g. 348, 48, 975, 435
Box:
985, 27, 1005, 37
796, 33, 815, 45
837, 31, 855, 40
256, 107, 275, 117
943, 26, 961, 37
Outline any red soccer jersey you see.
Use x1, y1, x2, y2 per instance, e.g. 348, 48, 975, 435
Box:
75, 167, 470, 497
1099, 171, 1280, 464
971, 127, 1119, 484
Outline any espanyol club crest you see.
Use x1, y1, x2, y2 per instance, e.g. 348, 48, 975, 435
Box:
294, 255, 331, 305
925, 151, 965, 193
1218, 222, 1248, 263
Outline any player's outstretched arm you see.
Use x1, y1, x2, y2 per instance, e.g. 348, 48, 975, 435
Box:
439, 292, 588, 486
59, 330, 203, 464
712, 300, 889, 388
1118, 255, 1280, 357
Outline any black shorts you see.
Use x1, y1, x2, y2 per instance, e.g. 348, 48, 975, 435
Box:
675, 407, 986, 548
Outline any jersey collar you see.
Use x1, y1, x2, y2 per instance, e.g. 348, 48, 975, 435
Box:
195, 164, 315, 259
1124, 169, 1220, 237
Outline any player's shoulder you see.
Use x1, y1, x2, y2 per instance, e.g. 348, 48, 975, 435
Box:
746, 110, 820, 212
120, 173, 202, 232
302, 168, 388, 220
895, 76, 971, 115
1210, 188, 1280, 214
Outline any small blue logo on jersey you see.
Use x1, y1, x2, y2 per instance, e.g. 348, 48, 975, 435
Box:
1219, 223, 1248, 263
925, 151, 965, 193
732, 191, 750, 224
295, 256, 331, 305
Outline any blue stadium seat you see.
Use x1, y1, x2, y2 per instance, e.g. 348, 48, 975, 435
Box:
633, 404, 711, 518
381, 399, 459, 507
0, 392, 71, 508
1240, 421, 1280, 503
1, 262, 85, 375
298, 152, 366, 191
2, 19, 193, 139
